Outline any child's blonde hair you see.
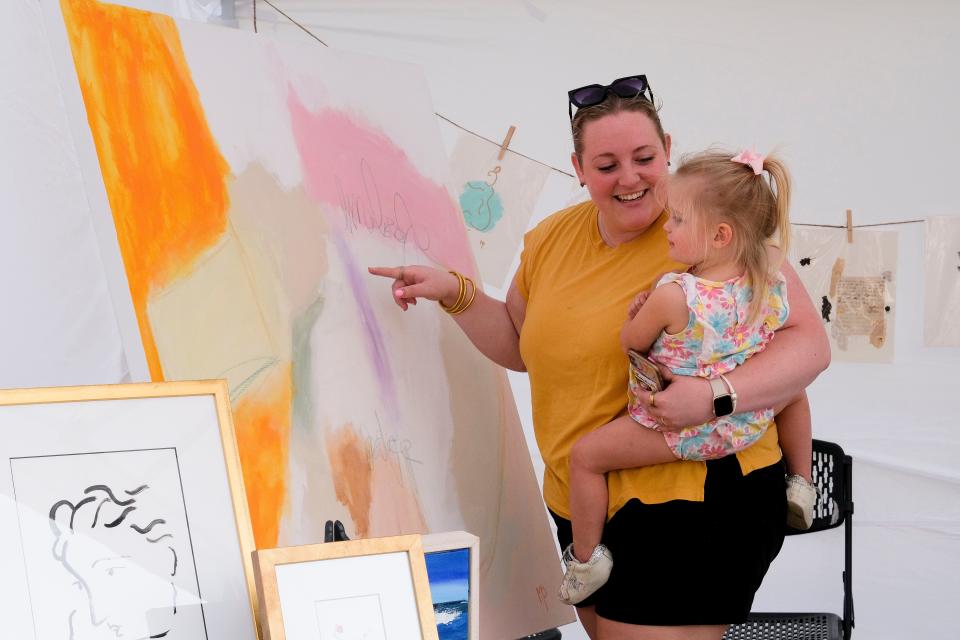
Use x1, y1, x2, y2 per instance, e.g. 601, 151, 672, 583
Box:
663, 148, 792, 324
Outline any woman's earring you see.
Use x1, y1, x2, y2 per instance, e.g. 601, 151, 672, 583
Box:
667, 161, 672, 167
579, 181, 585, 187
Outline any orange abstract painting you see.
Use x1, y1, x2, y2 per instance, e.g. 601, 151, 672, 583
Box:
61, 0, 288, 548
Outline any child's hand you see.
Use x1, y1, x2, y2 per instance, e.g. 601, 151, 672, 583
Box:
627, 291, 650, 320
640, 366, 715, 431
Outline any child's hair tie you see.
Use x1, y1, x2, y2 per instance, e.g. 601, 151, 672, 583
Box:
731, 148, 766, 175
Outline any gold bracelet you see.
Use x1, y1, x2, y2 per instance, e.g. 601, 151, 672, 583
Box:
439, 271, 466, 313
448, 275, 477, 315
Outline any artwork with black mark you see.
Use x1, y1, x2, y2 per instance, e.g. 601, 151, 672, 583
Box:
10, 448, 208, 640
790, 225, 898, 362
820, 296, 832, 323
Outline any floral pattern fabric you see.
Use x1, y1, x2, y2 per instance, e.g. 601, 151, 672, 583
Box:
627, 271, 789, 461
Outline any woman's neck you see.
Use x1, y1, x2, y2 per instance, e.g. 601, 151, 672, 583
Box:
596, 209, 658, 247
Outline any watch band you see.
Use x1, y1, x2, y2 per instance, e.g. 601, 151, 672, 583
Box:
718, 373, 738, 413
709, 376, 735, 418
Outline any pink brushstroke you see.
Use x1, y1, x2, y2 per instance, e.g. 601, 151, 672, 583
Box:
287, 89, 474, 277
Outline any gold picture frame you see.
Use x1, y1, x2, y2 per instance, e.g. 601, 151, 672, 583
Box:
0, 380, 258, 639
254, 534, 439, 640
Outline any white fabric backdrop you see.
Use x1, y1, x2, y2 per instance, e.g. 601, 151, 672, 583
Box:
2, 0, 958, 638
0, 0, 129, 388
232, 3, 960, 638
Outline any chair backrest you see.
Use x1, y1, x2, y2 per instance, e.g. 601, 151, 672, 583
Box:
788, 439, 852, 536
786, 438, 855, 639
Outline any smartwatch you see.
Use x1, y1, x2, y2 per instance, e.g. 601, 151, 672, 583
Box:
709, 375, 737, 417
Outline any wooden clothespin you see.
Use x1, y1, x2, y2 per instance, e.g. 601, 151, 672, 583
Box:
497, 125, 517, 161
845, 209, 854, 244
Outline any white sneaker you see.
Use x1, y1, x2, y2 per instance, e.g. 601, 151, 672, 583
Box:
786, 474, 817, 530
558, 543, 613, 605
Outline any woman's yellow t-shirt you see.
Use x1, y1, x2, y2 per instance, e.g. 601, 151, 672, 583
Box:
515, 201, 781, 519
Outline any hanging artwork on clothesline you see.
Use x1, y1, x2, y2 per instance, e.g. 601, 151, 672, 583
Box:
447, 133, 550, 287
789, 225, 898, 363
44, 0, 570, 637
923, 216, 960, 346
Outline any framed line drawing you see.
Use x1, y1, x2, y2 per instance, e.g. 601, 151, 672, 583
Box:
0, 380, 258, 640
253, 535, 438, 640
422, 531, 479, 640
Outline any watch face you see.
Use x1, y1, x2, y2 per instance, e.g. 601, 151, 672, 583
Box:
714, 395, 734, 417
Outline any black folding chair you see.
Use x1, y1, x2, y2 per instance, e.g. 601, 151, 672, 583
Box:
724, 439, 855, 640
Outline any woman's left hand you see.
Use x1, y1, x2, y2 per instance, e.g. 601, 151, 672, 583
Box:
638, 367, 715, 431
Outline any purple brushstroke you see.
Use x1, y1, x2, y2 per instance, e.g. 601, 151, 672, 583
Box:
333, 233, 400, 418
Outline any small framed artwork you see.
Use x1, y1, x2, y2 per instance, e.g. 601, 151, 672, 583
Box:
254, 535, 439, 640
422, 531, 480, 640
0, 380, 258, 640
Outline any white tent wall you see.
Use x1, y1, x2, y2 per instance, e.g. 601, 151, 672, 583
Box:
1, 0, 957, 638
0, 0, 131, 388
232, 2, 960, 639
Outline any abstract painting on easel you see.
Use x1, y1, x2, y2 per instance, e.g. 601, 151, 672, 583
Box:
49, 0, 571, 636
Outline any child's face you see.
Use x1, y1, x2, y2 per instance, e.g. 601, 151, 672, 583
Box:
662, 179, 708, 265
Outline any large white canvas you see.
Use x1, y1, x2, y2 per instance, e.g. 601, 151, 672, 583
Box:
43, 0, 569, 636
923, 216, 960, 346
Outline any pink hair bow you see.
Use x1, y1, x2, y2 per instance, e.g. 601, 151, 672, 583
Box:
731, 148, 765, 175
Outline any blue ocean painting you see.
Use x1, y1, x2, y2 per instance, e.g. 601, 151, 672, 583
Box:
425, 548, 471, 640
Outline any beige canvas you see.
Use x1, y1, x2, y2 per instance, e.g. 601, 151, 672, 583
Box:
789, 226, 898, 363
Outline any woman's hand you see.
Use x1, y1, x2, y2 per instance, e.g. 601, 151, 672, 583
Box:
635, 367, 714, 431
367, 265, 459, 311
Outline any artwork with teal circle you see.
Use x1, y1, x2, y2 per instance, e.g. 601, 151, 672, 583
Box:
459, 180, 503, 232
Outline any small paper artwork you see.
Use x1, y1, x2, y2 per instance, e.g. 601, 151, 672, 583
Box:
315, 594, 387, 640
923, 216, 960, 346
447, 134, 550, 287
13, 448, 207, 640
790, 226, 898, 363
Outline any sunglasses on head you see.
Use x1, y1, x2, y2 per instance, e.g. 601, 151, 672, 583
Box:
568, 74, 654, 120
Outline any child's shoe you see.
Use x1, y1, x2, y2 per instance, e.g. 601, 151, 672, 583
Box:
785, 474, 817, 530
558, 543, 613, 605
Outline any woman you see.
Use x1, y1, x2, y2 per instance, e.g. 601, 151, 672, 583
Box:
370, 75, 829, 639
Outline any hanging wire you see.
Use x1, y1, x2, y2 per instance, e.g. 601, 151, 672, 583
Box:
258, 0, 328, 46
252, 1, 948, 227
795, 219, 925, 229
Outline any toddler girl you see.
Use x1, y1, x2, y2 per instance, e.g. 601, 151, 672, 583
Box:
559, 148, 817, 605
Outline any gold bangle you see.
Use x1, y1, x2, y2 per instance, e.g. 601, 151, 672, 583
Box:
448, 276, 477, 315
439, 271, 466, 313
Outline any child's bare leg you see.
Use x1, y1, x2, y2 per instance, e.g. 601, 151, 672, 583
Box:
568, 415, 675, 562
776, 391, 817, 530
776, 391, 812, 481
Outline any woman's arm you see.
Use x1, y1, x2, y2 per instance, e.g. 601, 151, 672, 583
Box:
637, 262, 830, 429
368, 265, 527, 371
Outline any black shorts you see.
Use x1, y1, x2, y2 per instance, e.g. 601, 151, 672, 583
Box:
550, 456, 786, 625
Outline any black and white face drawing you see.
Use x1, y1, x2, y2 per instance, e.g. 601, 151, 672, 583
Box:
49, 484, 179, 640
